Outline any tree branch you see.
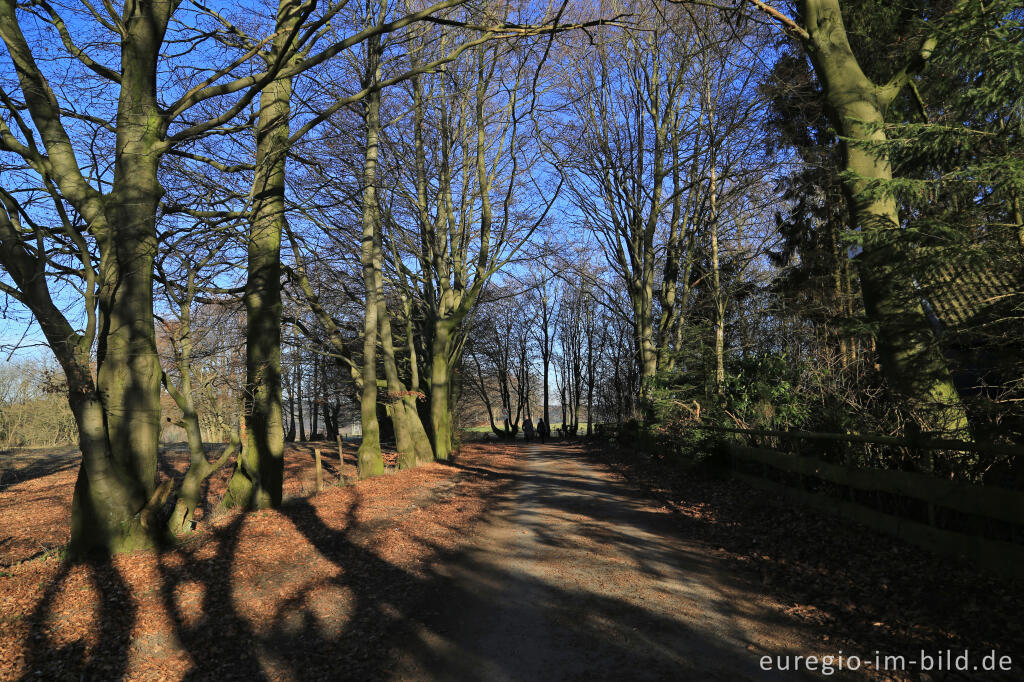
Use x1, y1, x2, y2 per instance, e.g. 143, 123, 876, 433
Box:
27, 0, 122, 83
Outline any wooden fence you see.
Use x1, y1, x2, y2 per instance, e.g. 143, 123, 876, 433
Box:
698, 426, 1024, 578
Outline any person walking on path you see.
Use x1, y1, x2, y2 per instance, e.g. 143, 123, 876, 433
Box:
523, 417, 535, 442
537, 419, 549, 444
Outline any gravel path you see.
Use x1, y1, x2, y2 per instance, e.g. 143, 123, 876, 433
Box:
390, 443, 822, 680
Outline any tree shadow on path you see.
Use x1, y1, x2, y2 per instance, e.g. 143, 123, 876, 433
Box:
19, 444, 822, 681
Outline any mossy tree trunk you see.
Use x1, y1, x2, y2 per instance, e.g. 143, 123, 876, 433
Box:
378, 304, 425, 469
370, 207, 415, 466
356, 32, 385, 479
222, 2, 302, 508
377, 270, 433, 468
799, 0, 970, 435
398, 287, 435, 464
0, 0, 181, 555
428, 319, 459, 460
162, 269, 238, 534
0, 202, 164, 554
77, 200, 166, 554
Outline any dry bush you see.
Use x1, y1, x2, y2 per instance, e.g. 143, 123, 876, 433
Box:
0, 361, 77, 448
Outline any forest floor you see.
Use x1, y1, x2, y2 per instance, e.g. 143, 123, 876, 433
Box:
0, 440, 1020, 680
586, 442, 1024, 681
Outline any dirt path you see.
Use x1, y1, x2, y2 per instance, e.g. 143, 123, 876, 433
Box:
2, 441, 841, 680
391, 443, 820, 681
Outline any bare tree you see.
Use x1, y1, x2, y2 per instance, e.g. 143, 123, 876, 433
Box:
0, 0, 315, 552
384, 20, 561, 458
554, 2, 700, 394
156, 240, 241, 534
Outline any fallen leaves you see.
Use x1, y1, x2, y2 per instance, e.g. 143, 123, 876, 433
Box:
0, 442, 521, 680
588, 442, 1024, 682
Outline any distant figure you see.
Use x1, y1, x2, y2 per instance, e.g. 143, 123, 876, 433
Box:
537, 418, 550, 444
523, 417, 535, 441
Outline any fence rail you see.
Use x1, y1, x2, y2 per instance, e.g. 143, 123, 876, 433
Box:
702, 425, 1024, 458
695, 425, 1024, 577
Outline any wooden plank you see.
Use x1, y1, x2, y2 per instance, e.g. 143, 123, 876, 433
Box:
702, 425, 1024, 458
728, 444, 1024, 527
734, 472, 1024, 578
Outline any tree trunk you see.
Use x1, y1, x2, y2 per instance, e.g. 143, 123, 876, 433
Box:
69, 4, 170, 552
221, 23, 294, 508
541, 298, 551, 425
377, 262, 432, 469
356, 36, 385, 479
323, 407, 335, 441
310, 355, 320, 438
286, 360, 297, 442
0, 224, 147, 554
560, 377, 567, 430
71, 205, 166, 554
634, 284, 659, 388
402, 297, 435, 463
708, 163, 725, 399
543, 347, 550, 426
586, 332, 595, 437
167, 409, 237, 534
801, 0, 969, 435
429, 320, 456, 460
162, 275, 237, 534
297, 362, 307, 441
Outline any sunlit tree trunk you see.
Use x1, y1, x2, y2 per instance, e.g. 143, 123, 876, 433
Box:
799, 0, 969, 435
0, 0, 181, 554
297, 362, 307, 441
708, 163, 725, 399
356, 34, 385, 478
401, 294, 435, 463
376, 250, 432, 468
429, 319, 458, 460
222, 1, 302, 508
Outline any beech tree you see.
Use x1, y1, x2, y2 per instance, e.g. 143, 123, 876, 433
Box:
0, 0, 309, 554
0, 0, 488, 551
745, 0, 973, 434
555, 2, 698, 391
385, 23, 561, 459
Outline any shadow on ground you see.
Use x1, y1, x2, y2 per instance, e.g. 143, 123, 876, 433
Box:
0, 446, 80, 491
18, 444, 818, 681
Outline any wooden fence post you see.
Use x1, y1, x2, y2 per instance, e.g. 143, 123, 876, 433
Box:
315, 448, 323, 493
